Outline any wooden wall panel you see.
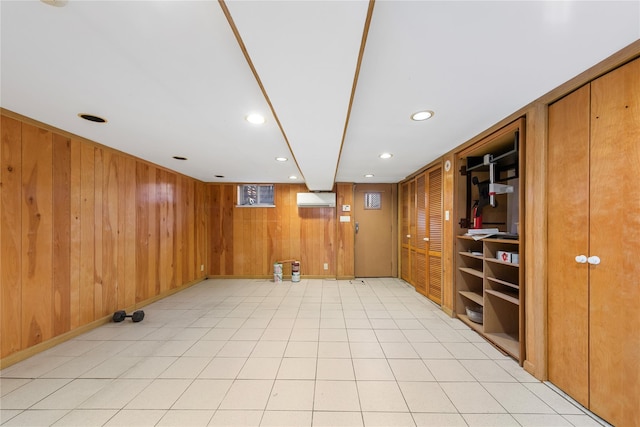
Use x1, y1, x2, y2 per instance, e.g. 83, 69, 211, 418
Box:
1, 115, 23, 358
336, 183, 354, 279
207, 183, 341, 278
102, 150, 118, 317
157, 169, 170, 293
123, 157, 137, 309
135, 162, 149, 303
175, 175, 185, 283
148, 167, 159, 298
52, 134, 71, 336
79, 142, 95, 324
69, 138, 82, 330
441, 153, 455, 314
289, 185, 302, 264
209, 184, 221, 274
0, 110, 212, 364
222, 185, 235, 274
195, 181, 207, 278
21, 123, 53, 347
115, 154, 127, 306
167, 170, 178, 289
186, 179, 196, 281
93, 147, 104, 318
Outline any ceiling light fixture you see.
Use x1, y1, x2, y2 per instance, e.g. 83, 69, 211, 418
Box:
379, 153, 393, 159
275, 157, 288, 162
364, 174, 374, 178
172, 156, 187, 161
214, 175, 225, 178
41, 0, 68, 7
411, 110, 434, 121
289, 175, 298, 180
78, 113, 107, 123
246, 113, 265, 125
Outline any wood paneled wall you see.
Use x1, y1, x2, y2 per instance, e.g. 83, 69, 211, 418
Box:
335, 183, 355, 279
207, 183, 354, 278
1, 112, 208, 362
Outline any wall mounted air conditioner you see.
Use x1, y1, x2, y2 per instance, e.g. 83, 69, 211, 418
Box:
296, 192, 336, 208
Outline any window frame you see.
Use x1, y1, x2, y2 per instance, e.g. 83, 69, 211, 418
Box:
236, 184, 276, 208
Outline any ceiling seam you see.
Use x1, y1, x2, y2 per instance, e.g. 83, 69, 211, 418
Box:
217, 0, 305, 185
333, 0, 376, 187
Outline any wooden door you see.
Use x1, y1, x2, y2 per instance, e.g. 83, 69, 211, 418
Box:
413, 174, 427, 294
548, 58, 640, 427
588, 58, 640, 427
547, 84, 591, 407
354, 184, 394, 277
427, 167, 443, 304
400, 181, 410, 281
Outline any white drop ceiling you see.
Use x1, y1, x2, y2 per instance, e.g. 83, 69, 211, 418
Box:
2, 1, 639, 191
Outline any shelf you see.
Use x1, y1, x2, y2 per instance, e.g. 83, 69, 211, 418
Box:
487, 276, 519, 290
459, 291, 483, 306
459, 267, 483, 279
486, 289, 519, 305
455, 120, 523, 365
457, 314, 483, 334
485, 332, 519, 359
484, 238, 519, 244
457, 235, 476, 241
459, 251, 483, 260
485, 258, 519, 268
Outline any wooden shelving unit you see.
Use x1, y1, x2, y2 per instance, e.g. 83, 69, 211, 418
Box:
454, 118, 525, 364
456, 235, 523, 362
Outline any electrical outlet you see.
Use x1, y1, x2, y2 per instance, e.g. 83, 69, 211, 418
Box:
200, 264, 204, 272
323, 263, 329, 270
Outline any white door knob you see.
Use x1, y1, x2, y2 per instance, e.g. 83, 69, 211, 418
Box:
575, 255, 587, 264
587, 256, 601, 265
423, 237, 429, 241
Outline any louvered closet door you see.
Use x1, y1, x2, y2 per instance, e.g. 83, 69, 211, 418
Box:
427, 167, 442, 304
588, 58, 640, 426
413, 173, 427, 294
401, 182, 410, 282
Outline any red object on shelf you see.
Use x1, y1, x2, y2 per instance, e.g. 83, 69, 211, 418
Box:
472, 201, 482, 229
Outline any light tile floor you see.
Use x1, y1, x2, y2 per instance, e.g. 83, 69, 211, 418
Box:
0, 278, 610, 426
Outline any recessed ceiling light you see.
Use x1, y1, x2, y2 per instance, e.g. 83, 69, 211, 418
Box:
78, 113, 107, 123
364, 174, 374, 178
172, 156, 187, 161
411, 110, 434, 121
275, 157, 288, 162
289, 175, 298, 180
246, 113, 265, 125
379, 153, 393, 159
41, 0, 68, 7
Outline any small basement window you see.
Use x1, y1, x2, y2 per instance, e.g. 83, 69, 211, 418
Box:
237, 184, 275, 207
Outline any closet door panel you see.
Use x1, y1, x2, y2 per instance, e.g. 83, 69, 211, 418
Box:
428, 167, 442, 304
414, 174, 427, 293
400, 182, 410, 282
547, 84, 590, 407
589, 58, 640, 427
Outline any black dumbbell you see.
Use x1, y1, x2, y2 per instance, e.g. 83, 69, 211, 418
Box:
112, 310, 145, 323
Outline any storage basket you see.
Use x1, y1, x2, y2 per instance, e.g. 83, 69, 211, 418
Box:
465, 305, 483, 324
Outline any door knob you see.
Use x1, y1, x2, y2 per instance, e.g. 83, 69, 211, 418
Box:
355, 222, 359, 234
575, 255, 587, 264
587, 255, 601, 265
